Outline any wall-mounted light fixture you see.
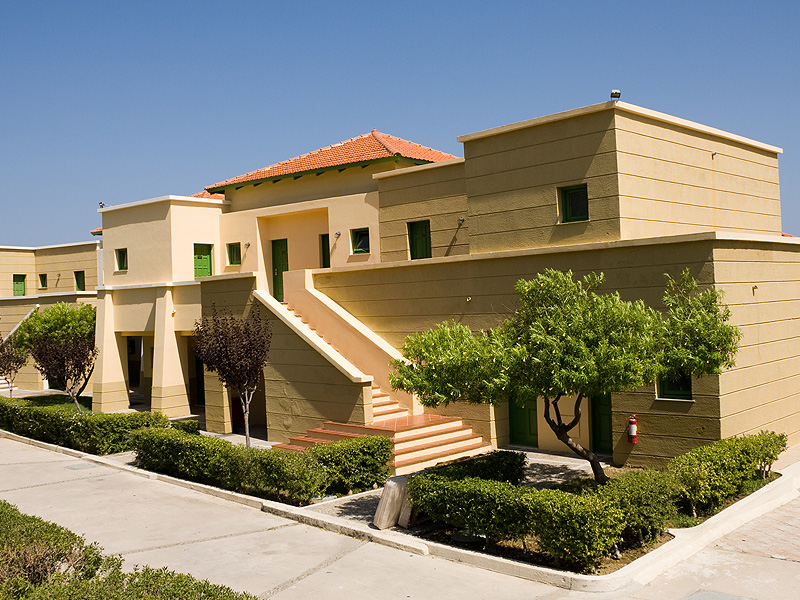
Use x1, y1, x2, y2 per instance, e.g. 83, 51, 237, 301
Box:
244, 242, 251, 248
610, 89, 621, 99
335, 231, 341, 238
458, 216, 466, 225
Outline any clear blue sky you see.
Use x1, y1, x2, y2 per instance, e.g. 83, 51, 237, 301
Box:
2, 1, 798, 246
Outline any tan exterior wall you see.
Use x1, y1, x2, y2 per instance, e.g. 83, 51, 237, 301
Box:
377, 160, 469, 262
313, 236, 735, 466
0, 248, 36, 298
615, 111, 782, 239
462, 110, 622, 254
34, 244, 98, 293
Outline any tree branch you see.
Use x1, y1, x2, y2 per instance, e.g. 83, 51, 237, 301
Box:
565, 393, 584, 432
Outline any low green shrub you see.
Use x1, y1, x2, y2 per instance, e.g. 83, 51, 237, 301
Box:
245, 448, 327, 505
0, 500, 114, 598
527, 489, 624, 571
427, 450, 526, 485
170, 419, 201, 435
598, 470, 677, 545
0, 397, 169, 455
309, 436, 392, 494
669, 431, 787, 515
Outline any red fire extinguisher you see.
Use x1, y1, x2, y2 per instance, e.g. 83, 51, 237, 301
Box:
628, 414, 638, 444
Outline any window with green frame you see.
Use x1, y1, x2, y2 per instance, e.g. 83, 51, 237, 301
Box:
74, 271, 85, 292
39, 274, 48, 289
408, 220, 432, 260
12, 274, 25, 297
351, 228, 370, 254
116, 248, 128, 271
561, 184, 589, 223
227, 242, 242, 266
658, 373, 693, 400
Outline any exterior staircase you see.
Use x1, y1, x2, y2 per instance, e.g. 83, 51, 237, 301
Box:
270, 300, 492, 474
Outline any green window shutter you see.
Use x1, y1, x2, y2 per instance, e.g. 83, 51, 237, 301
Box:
408, 220, 432, 260
227, 243, 241, 266
193, 244, 213, 278
12, 274, 25, 297
74, 271, 85, 292
320, 234, 330, 268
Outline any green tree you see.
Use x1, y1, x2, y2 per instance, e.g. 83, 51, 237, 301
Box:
193, 306, 272, 447
14, 303, 97, 412
390, 269, 740, 484
0, 334, 28, 398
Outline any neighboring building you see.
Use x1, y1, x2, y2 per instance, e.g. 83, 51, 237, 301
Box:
0, 241, 100, 391
84, 100, 798, 470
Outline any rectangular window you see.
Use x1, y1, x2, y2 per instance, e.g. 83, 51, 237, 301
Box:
12, 274, 25, 297
561, 184, 589, 223
227, 242, 242, 266
658, 373, 693, 400
408, 220, 432, 260
116, 248, 128, 271
74, 271, 85, 292
351, 228, 370, 254
193, 244, 213, 278
39, 274, 47, 289
320, 233, 330, 268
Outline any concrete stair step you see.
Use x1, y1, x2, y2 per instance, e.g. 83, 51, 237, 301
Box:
373, 408, 411, 421
393, 425, 476, 452
304, 427, 363, 442
393, 433, 487, 464
372, 397, 398, 408
288, 435, 333, 448
393, 441, 492, 474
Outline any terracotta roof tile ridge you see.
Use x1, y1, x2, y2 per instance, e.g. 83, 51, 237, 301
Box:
371, 129, 402, 156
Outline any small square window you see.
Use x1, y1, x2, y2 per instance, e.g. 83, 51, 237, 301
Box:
74, 271, 85, 292
351, 228, 370, 254
116, 248, 128, 271
561, 184, 589, 223
227, 242, 242, 266
39, 274, 48, 289
658, 373, 692, 400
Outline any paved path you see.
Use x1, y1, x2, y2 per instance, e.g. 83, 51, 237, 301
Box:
3, 436, 800, 599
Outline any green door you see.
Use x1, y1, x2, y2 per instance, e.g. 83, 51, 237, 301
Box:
509, 398, 538, 447
12, 274, 25, 297
271, 239, 288, 302
408, 220, 432, 260
193, 244, 213, 278
591, 393, 613, 454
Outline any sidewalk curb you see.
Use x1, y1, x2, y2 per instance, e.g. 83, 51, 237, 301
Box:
2, 428, 798, 592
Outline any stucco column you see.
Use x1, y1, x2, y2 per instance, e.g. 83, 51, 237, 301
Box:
92, 290, 130, 413
203, 369, 233, 434
151, 288, 191, 418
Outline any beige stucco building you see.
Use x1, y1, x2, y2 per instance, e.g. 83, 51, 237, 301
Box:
0, 241, 100, 391
38, 100, 797, 470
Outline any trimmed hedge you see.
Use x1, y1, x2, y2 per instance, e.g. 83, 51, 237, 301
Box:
427, 450, 526, 485
669, 431, 787, 515
0, 500, 256, 600
129, 428, 391, 505
0, 397, 169, 455
170, 419, 201, 435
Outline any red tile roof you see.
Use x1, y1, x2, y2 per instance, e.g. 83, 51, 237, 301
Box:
191, 191, 225, 200
90, 227, 102, 236
206, 130, 457, 191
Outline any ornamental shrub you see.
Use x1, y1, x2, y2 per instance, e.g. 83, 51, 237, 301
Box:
427, 450, 526, 485
171, 419, 201, 435
309, 436, 392, 494
244, 448, 327, 505
598, 470, 677, 545
527, 489, 624, 572
0, 396, 169, 454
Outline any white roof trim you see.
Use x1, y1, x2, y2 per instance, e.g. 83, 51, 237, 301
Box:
0, 241, 99, 252
457, 101, 782, 154
0, 291, 96, 302
98, 195, 231, 214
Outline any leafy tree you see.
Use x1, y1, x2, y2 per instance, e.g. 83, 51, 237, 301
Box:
14, 303, 97, 412
193, 306, 272, 447
0, 334, 28, 398
390, 269, 740, 484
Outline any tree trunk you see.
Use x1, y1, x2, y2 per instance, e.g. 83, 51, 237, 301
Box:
240, 389, 253, 448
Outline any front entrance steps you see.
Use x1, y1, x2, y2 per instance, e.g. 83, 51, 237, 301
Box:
273, 413, 491, 475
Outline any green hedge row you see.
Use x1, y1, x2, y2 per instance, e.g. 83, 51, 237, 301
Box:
0, 500, 256, 600
426, 450, 526, 485
0, 397, 170, 455
129, 428, 392, 505
409, 432, 787, 572
669, 431, 787, 515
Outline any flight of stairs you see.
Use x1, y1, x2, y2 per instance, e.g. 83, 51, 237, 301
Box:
271, 303, 491, 474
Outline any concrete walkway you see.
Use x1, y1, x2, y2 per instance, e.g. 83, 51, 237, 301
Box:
3, 435, 800, 599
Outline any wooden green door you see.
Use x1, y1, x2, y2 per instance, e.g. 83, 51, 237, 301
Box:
591, 393, 613, 454
193, 244, 213, 277
271, 239, 288, 302
408, 220, 432, 260
12, 274, 25, 296
509, 398, 538, 447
